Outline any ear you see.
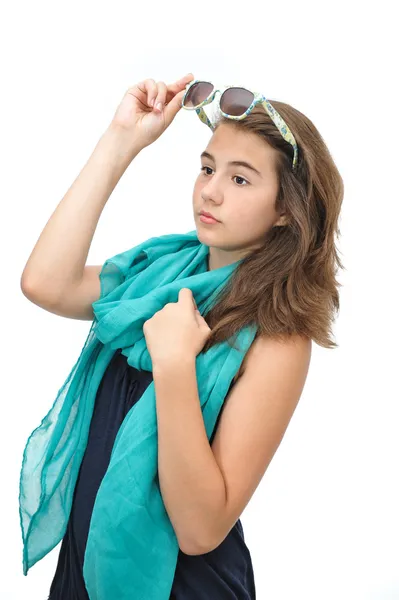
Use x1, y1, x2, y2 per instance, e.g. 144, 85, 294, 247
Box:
274, 213, 289, 227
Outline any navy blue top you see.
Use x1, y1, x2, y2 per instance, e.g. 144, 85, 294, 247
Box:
48, 348, 256, 599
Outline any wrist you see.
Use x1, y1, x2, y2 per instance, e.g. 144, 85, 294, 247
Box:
152, 354, 197, 376
101, 124, 145, 165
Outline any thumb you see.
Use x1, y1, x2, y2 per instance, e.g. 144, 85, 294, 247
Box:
163, 89, 187, 127
196, 311, 211, 332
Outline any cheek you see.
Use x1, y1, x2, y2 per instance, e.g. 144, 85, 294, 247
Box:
232, 202, 264, 223
231, 201, 277, 233
192, 179, 202, 202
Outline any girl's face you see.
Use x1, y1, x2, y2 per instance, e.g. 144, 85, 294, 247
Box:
192, 123, 287, 270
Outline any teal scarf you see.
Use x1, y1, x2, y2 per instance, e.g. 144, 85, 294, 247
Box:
19, 229, 257, 599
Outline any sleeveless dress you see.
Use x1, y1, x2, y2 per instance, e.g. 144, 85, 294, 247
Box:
48, 348, 256, 599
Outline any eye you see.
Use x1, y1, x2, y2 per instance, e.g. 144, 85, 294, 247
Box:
233, 175, 249, 186
200, 166, 213, 176
200, 166, 249, 186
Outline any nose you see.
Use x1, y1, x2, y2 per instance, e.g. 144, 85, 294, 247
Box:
201, 174, 224, 204
201, 188, 222, 206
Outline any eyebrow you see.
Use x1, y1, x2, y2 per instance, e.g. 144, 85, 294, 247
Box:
200, 151, 262, 177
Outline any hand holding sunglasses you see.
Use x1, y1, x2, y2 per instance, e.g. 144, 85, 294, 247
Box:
109, 73, 195, 150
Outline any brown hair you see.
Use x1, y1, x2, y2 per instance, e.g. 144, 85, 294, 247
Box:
202, 101, 345, 352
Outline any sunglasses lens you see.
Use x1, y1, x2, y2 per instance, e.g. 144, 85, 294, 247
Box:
183, 82, 214, 108
220, 87, 255, 116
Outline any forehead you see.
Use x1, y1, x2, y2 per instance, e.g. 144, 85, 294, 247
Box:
204, 124, 276, 174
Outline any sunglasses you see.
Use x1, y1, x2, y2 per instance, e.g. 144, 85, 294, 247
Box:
182, 79, 298, 172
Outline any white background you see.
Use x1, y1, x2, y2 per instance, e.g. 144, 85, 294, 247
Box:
2, 0, 398, 598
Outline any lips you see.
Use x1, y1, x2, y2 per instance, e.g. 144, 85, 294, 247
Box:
200, 211, 219, 222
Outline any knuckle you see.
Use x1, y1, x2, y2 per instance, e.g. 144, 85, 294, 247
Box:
148, 79, 157, 92
155, 81, 167, 103
143, 79, 157, 99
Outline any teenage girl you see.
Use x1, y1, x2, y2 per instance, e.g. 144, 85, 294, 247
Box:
21, 72, 343, 598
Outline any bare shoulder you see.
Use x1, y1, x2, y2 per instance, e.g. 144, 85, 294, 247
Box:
233, 332, 312, 384
250, 331, 312, 363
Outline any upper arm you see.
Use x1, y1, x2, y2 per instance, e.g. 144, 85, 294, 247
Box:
21, 265, 103, 321
208, 333, 312, 550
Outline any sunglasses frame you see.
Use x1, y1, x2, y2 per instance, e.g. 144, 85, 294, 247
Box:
182, 79, 298, 171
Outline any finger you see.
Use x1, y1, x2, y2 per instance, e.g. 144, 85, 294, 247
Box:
193, 310, 203, 327
196, 312, 211, 332
165, 73, 195, 103
135, 78, 158, 109
191, 294, 202, 315
178, 287, 193, 304
193, 300, 201, 314
163, 88, 191, 126
153, 81, 168, 113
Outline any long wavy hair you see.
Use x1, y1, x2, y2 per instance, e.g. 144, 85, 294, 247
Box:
202, 102, 345, 352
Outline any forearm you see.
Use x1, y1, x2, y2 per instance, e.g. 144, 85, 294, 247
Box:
21, 125, 143, 300
153, 358, 226, 555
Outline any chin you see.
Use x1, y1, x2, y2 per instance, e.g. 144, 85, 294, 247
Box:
193, 224, 209, 241
196, 229, 223, 252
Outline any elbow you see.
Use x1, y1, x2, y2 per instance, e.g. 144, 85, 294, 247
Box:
20, 272, 45, 301
20, 273, 61, 307
20, 272, 35, 298
177, 530, 204, 556
178, 527, 222, 556
179, 537, 213, 556
175, 480, 227, 556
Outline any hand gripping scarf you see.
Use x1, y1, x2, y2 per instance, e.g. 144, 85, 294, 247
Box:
19, 229, 258, 599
